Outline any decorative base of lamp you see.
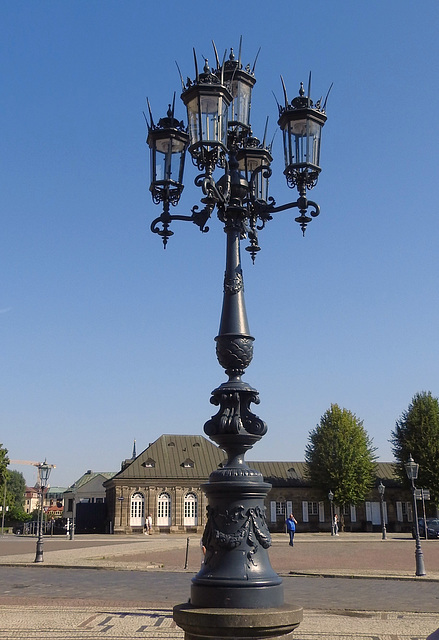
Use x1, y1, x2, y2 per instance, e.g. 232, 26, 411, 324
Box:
173, 603, 303, 639
190, 467, 282, 609
34, 540, 44, 563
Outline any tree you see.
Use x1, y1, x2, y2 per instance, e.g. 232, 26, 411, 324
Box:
7, 470, 26, 509
0, 444, 9, 486
305, 404, 377, 516
390, 391, 439, 512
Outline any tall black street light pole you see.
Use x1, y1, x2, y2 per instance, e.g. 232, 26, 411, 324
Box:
377, 480, 387, 540
34, 461, 54, 563
146, 42, 330, 639
328, 490, 334, 535
405, 455, 426, 576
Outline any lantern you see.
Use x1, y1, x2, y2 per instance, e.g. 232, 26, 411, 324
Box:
147, 103, 188, 205
222, 49, 256, 134
237, 133, 272, 202
405, 454, 419, 481
181, 59, 232, 164
278, 81, 327, 191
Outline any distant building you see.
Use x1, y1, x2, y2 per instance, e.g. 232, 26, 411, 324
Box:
105, 434, 222, 534
24, 485, 66, 518
64, 470, 116, 533
104, 434, 414, 535
24, 486, 39, 514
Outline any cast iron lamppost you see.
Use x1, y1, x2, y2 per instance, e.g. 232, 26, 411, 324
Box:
34, 460, 53, 563
147, 42, 329, 640
377, 480, 387, 540
328, 490, 334, 535
405, 454, 426, 576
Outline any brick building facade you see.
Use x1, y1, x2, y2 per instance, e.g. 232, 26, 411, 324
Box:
104, 434, 415, 535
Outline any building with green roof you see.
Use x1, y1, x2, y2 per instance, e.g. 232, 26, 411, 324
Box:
104, 435, 413, 535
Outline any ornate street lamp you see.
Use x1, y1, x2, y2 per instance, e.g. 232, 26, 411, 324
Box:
34, 460, 53, 563
377, 480, 387, 540
147, 42, 329, 639
405, 455, 426, 576
328, 490, 334, 536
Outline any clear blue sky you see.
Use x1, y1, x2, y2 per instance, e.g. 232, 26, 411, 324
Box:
2, 1, 439, 488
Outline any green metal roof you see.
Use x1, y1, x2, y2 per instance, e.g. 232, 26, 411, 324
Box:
106, 435, 401, 487
46, 486, 68, 495
249, 461, 400, 487
108, 434, 226, 482
68, 471, 116, 490
249, 461, 309, 486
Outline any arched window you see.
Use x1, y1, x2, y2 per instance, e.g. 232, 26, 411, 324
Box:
157, 492, 171, 526
184, 493, 198, 526
130, 492, 145, 527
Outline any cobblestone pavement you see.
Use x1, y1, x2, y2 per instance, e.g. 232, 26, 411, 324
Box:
0, 605, 438, 639
1, 532, 438, 639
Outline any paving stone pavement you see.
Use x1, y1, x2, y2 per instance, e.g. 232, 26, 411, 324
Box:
1, 532, 439, 639
0, 605, 439, 639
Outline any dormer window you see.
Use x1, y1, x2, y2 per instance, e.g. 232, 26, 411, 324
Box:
182, 458, 194, 468
142, 458, 156, 468
168, 441, 175, 447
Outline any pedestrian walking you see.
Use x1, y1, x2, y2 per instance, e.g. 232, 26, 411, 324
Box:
286, 513, 297, 546
333, 513, 339, 536
146, 514, 153, 534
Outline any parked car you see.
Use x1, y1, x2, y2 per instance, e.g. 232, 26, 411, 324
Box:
413, 518, 439, 539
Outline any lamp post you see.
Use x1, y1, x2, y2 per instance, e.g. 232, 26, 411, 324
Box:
328, 490, 334, 535
377, 480, 387, 540
34, 460, 53, 563
147, 42, 329, 639
405, 455, 426, 576
1, 478, 7, 535
69, 497, 75, 540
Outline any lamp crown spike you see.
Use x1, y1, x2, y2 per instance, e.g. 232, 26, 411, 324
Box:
280, 75, 288, 108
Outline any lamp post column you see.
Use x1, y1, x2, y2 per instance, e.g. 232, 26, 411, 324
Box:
34, 461, 53, 563
411, 478, 426, 576
378, 481, 387, 540
34, 483, 44, 561
328, 491, 334, 536
174, 208, 302, 636
405, 455, 426, 577
1, 480, 6, 535
190, 209, 283, 609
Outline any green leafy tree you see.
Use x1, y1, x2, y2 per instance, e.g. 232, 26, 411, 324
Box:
390, 391, 439, 512
4, 504, 31, 525
305, 404, 377, 518
0, 444, 9, 486
6, 470, 26, 509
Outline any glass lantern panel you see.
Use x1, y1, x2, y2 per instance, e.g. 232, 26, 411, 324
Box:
151, 140, 184, 184
254, 168, 269, 201
286, 118, 322, 168
238, 154, 269, 202
186, 94, 228, 149
155, 136, 186, 154
228, 80, 252, 127
186, 96, 201, 147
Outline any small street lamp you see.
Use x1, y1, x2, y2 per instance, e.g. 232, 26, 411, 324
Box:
405, 454, 426, 576
147, 41, 330, 638
69, 497, 76, 540
377, 480, 387, 540
328, 490, 334, 535
1, 478, 8, 535
34, 460, 54, 563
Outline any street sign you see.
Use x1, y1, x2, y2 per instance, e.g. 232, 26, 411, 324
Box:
415, 489, 430, 500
